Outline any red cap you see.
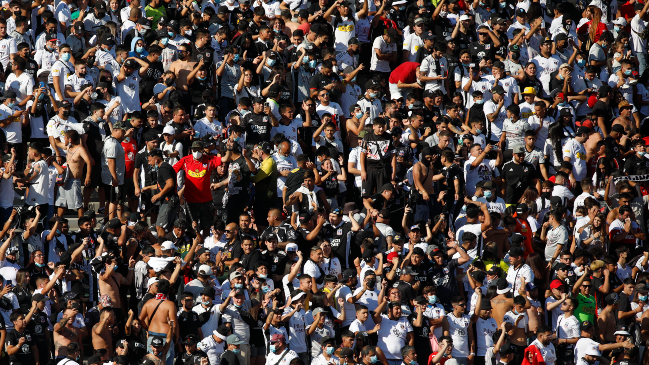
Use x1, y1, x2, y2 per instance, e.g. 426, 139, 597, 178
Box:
587, 94, 598, 109
387, 252, 399, 262
576, 119, 594, 129
550, 279, 565, 290
557, 92, 565, 100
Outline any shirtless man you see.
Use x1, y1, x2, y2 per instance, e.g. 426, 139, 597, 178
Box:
139, 279, 179, 365
92, 308, 117, 356
612, 102, 635, 134
97, 254, 135, 334
169, 43, 195, 93
504, 295, 534, 355
597, 293, 620, 343
143, 321, 175, 365
56, 130, 92, 218
490, 277, 529, 325
412, 147, 436, 219
53, 308, 83, 359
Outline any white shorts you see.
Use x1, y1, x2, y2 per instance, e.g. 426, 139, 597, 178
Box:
55, 178, 83, 210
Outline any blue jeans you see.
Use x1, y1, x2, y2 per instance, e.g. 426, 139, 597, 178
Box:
638, 52, 647, 77
147, 331, 175, 365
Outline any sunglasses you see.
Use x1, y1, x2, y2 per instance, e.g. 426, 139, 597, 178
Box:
225, 229, 235, 233
582, 285, 591, 288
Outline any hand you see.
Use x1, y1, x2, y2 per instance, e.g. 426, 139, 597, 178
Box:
361, 170, 367, 181
111, 176, 118, 187
128, 309, 134, 317
17, 337, 25, 346
514, 314, 524, 326
151, 194, 159, 203
128, 257, 136, 268
134, 187, 141, 197
337, 296, 345, 308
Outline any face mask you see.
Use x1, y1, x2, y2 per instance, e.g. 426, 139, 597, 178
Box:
164, 78, 174, 86
234, 303, 242, 308
475, 99, 484, 105
234, 283, 243, 289
400, 6, 406, 10
577, 59, 586, 67
76, 354, 81, 361
61, 53, 71, 62
439, 11, 447, 17
262, 286, 270, 293
168, 31, 174, 38
355, 112, 364, 119
370, 92, 378, 98
270, 345, 277, 353
197, 76, 206, 81
193, 151, 203, 160
475, 128, 482, 134
541, 191, 551, 200
640, 295, 648, 301
625, 69, 632, 76
558, 102, 567, 107
484, 190, 493, 198
185, 30, 193, 37
601, 42, 607, 48
614, 26, 620, 32
559, 74, 564, 80
114, 264, 118, 270
512, 309, 519, 315
499, 2, 506, 8
233, 54, 240, 62
408, 359, 417, 365
366, 278, 377, 289
7, 102, 14, 108
428, 295, 437, 304
370, 356, 379, 364
267, 59, 276, 66
351, 76, 357, 82
462, 61, 470, 66
309, 60, 317, 68
136, 46, 144, 53
232, 349, 241, 354
325, 347, 335, 355
639, 152, 646, 157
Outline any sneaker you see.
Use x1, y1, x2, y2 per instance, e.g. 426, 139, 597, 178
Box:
98, 207, 105, 214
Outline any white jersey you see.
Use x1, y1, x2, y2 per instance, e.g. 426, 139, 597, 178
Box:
376, 314, 413, 360
532, 54, 562, 97
116, 70, 141, 112
476, 316, 498, 356
531, 339, 557, 365
447, 312, 471, 357
463, 157, 499, 196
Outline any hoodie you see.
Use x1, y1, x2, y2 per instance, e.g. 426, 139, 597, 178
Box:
128, 36, 149, 59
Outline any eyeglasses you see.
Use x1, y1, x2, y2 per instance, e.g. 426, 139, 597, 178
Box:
582, 285, 591, 288
225, 229, 235, 233
455, 303, 467, 307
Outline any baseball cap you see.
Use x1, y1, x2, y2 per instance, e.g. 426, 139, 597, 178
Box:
191, 141, 204, 149
401, 266, 419, 276
342, 268, 356, 281
614, 325, 631, 336
555, 33, 568, 43
270, 334, 285, 342
577, 126, 591, 135
198, 264, 213, 276
160, 241, 177, 250
516, 203, 528, 215
184, 334, 200, 345
229, 271, 243, 281
495, 278, 511, 294
512, 144, 525, 154
290, 289, 306, 302
522, 87, 536, 95
201, 287, 216, 298
162, 126, 175, 135
509, 246, 524, 257
32, 293, 49, 302
106, 218, 122, 229
73, 21, 85, 33
151, 336, 165, 347
285, 243, 298, 252
226, 334, 245, 345
613, 17, 627, 26
486, 266, 503, 276
550, 279, 566, 290
605, 293, 620, 305
611, 124, 627, 134
137, 17, 151, 29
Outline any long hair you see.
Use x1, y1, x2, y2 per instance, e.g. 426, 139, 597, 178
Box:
588, 6, 602, 44
15, 268, 29, 287
549, 123, 566, 164
526, 252, 548, 281
520, 187, 540, 204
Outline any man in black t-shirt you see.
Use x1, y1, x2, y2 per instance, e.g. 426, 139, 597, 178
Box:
623, 138, 649, 175
468, 25, 500, 61
148, 149, 179, 238
134, 131, 160, 219
592, 85, 613, 134
6, 312, 37, 365
435, 149, 465, 218
360, 117, 395, 197
139, 45, 164, 102
243, 97, 272, 145
502, 144, 539, 205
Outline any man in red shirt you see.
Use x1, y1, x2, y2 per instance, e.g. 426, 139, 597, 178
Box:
121, 127, 139, 213
388, 61, 421, 100
173, 141, 222, 235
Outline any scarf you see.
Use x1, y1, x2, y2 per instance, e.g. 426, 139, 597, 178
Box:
155, 294, 167, 300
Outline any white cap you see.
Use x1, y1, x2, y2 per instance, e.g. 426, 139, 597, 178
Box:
161, 241, 177, 251
285, 243, 298, 252
584, 347, 601, 357
163, 125, 175, 135
392, 0, 406, 4
496, 284, 512, 295
147, 277, 159, 288
613, 17, 627, 26
198, 264, 213, 276
460, 14, 471, 21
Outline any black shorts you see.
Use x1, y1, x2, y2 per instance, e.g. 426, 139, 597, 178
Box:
102, 183, 127, 204
361, 169, 388, 197
84, 156, 103, 189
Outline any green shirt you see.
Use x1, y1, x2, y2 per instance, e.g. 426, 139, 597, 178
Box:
574, 293, 596, 323
145, 5, 167, 29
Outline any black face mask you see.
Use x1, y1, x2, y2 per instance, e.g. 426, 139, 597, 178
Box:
421, 156, 432, 167
541, 192, 551, 200
366, 278, 376, 289
62, 110, 71, 118
13, 10, 20, 16
96, 90, 104, 100
87, 56, 95, 65
164, 78, 174, 86
78, 72, 86, 78
511, 52, 520, 61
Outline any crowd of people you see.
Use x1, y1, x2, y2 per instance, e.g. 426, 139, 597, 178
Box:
2, 1, 649, 365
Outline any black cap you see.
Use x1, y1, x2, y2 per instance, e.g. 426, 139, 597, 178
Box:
492, 60, 505, 69
381, 183, 395, 193
158, 16, 170, 26
516, 203, 528, 215
509, 246, 524, 257
74, 21, 85, 33
342, 268, 356, 281
218, 6, 230, 14
492, 85, 505, 95
516, 8, 526, 16
550, 196, 563, 207
2, 90, 16, 100
577, 126, 591, 135
184, 334, 200, 345
137, 17, 151, 29
96, 1, 107, 11
156, 29, 169, 38
611, 124, 626, 134
107, 218, 122, 229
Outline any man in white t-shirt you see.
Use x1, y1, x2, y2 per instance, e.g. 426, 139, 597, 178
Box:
265, 334, 298, 365
374, 300, 413, 362
115, 58, 149, 113
562, 128, 589, 182
370, 28, 397, 74
483, 86, 508, 143
631, 2, 649, 74
530, 326, 557, 365
463, 144, 500, 197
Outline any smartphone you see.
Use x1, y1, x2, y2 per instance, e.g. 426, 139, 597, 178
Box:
365, 107, 370, 113
39, 82, 46, 89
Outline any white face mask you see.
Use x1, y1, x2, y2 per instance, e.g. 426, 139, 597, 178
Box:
193, 151, 203, 160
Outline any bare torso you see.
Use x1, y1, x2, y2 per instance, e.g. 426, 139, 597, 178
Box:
53, 325, 79, 357
66, 145, 87, 179
491, 295, 513, 326
99, 273, 124, 308
92, 324, 114, 355
585, 133, 603, 161
141, 299, 176, 334
170, 60, 194, 91
598, 308, 616, 343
